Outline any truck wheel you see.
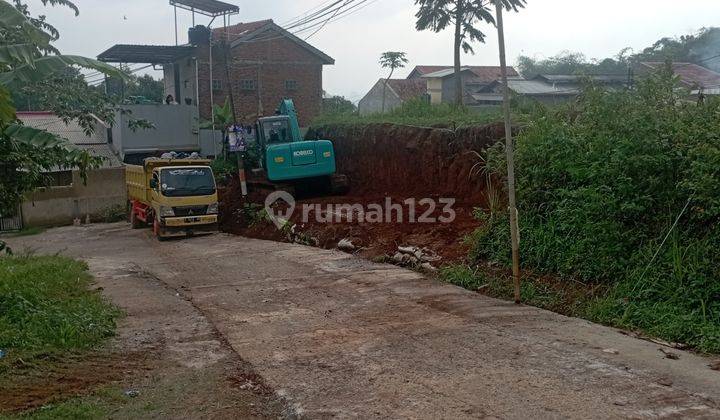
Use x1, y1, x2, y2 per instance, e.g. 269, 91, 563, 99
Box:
130, 206, 143, 229
153, 216, 167, 241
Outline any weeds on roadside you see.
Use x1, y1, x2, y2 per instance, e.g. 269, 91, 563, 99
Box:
440, 263, 592, 316
100, 205, 127, 223
0, 256, 120, 370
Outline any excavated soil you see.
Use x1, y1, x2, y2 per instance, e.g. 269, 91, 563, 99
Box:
220, 122, 506, 264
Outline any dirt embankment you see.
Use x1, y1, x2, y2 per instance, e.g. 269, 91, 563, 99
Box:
314, 123, 505, 201
220, 122, 506, 264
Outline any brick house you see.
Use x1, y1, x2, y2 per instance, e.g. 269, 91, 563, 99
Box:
194, 20, 334, 126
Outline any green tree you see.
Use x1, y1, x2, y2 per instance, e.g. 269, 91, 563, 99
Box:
0, 0, 128, 215
322, 95, 356, 115
126, 74, 164, 103
415, 0, 526, 105
516, 50, 631, 78
634, 27, 720, 72
379, 51, 408, 113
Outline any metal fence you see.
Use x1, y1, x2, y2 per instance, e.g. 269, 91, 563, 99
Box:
0, 207, 23, 232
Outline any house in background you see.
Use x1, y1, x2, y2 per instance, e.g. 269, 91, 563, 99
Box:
15, 112, 126, 227
474, 74, 629, 105
637, 62, 720, 90
357, 65, 518, 114
412, 65, 518, 105
358, 79, 427, 115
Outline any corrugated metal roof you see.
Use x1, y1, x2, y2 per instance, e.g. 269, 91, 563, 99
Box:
98, 44, 195, 64
506, 79, 580, 95
420, 67, 476, 79
640, 62, 720, 89
16, 112, 121, 168
471, 93, 504, 102
540, 74, 628, 84
408, 65, 518, 81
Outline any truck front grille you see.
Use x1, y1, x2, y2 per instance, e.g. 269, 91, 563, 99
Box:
173, 205, 208, 217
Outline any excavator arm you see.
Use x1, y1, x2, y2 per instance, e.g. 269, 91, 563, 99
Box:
276, 99, 303, 142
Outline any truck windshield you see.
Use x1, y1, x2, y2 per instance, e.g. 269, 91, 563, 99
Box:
160, 167, 216, 197
261, 119, 291, 143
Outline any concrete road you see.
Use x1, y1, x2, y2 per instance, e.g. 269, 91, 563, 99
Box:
8, 223, 720, 419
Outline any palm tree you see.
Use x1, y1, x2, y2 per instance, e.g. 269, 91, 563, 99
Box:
415, 0, 525, 106
379, 51, 408, 113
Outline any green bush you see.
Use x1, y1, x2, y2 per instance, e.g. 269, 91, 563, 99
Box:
210, 156, 238, 180
475, 64, 720, 352
0, 256, 120, 365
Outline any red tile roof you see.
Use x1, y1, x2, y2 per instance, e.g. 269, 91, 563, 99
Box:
386, 79, 427, 101
210, 19, 334, 64
640, 62, 720, 89
408, 65, 518, 81
212, 19, 273, 42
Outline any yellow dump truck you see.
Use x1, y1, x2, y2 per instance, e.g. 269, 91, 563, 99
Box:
126, 158, 219, 239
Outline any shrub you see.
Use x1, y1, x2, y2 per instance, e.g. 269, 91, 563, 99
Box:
474, 64, 720, 351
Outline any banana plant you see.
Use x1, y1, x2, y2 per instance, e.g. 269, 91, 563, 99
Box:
0, 0, 129, 214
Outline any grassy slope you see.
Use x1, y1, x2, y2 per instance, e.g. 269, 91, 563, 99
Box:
452, 70, 720, 353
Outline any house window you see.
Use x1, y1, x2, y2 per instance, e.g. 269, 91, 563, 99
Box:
46, 170, 73, 188
285, 80, 298, 91
212, 79, 222, 91
239, 79, 255, 91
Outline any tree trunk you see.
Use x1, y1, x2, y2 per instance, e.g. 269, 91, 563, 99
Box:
453, 1, 464, 106
381, 68, 395, 113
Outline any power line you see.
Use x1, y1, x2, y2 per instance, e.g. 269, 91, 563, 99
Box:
302, 0, 351, 40
304, 0, 379, 39
279, 0, 338, 26
283, 0, 349, 31
87, 64, 154, 86
220, 0, 375, 44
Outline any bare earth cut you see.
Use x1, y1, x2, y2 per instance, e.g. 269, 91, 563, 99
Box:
4, 223, 720, 418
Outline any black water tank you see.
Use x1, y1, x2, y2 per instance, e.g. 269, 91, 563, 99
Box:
188, 25, 211, 45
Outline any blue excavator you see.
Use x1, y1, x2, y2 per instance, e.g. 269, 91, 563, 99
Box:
249, 99, 349, 195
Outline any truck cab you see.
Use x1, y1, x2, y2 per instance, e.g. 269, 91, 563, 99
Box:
127, 158, 219, 239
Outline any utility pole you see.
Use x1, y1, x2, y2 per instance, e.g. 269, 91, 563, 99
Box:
494, 0, 521, 304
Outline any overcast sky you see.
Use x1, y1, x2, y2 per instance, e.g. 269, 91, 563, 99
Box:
26, 0, 720, 101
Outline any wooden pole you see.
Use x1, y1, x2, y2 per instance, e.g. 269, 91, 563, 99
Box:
494, 0, 521, 304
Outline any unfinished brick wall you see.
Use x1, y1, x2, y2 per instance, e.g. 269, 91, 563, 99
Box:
197, 33, 326, 126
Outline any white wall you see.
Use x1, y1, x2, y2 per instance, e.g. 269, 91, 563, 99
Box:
358, 80, 403, 116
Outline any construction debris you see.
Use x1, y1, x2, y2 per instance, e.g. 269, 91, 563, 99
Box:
337, 238, 356, 252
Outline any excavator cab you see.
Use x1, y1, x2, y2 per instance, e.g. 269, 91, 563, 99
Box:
259, 117, 291, 144
254, 100, 344, 188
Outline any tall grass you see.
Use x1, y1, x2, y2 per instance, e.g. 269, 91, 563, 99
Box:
472, 65, 720, 352
311, 98, 502, 128
0, 255, 120, 366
